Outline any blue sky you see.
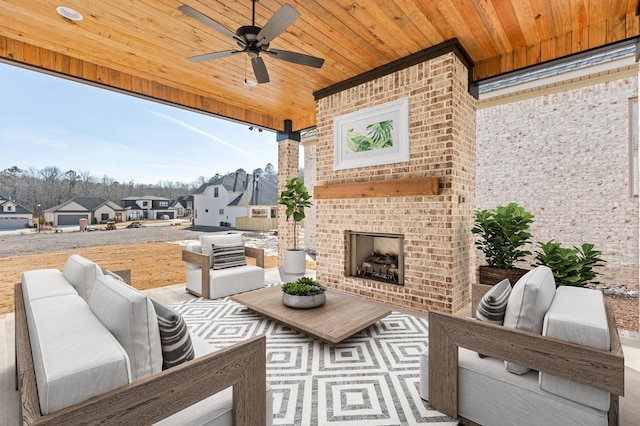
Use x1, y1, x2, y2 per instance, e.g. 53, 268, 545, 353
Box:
0, 62, 280, 185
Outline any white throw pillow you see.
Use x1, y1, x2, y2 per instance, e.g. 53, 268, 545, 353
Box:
502, 266, 556, 374
63, 254, 104, 302
89, 275, 162, 381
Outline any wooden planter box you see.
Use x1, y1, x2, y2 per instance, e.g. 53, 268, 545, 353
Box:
478, 265, 529, 287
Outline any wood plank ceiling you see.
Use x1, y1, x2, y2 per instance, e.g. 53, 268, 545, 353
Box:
0, 1, 638, 132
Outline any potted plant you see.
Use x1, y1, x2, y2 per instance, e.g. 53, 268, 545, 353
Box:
471, 202, 534, 286
282, 276, 326, 308
278, 177, 313, 274
533, 240, 606, 287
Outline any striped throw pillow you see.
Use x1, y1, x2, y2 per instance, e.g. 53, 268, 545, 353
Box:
211, 243, 247, 270
476, 278, 511, 324
150, 299, 194, 370
476, 278, 511, 358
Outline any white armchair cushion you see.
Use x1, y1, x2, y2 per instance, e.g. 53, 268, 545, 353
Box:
540, 286, 610, 410
63, 254, 104, 301
89, 275, 162, 381
503, 266, 556, 374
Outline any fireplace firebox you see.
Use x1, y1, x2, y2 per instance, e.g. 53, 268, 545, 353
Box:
347, 231, 404, 285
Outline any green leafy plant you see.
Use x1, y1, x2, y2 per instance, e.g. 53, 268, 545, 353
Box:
533, 240, 606, 287
282, 277, 326, 296
346, 120, 394, 152
471, 202, 534, 269
278, 177, 313, 250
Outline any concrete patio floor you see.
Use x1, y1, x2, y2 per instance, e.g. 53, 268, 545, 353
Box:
2, 267, 639, 425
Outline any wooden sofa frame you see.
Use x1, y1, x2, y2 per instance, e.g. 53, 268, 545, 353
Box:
182, 247, 265, 299
15, 278, 267, 425
429, 283, 625, 426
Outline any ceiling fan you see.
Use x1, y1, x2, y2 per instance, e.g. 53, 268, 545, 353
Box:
179, 1, 325, 84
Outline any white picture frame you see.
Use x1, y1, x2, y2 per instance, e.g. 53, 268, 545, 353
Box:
333, 97, 410, 170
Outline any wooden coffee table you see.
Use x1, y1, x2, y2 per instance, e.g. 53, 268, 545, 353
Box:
231, 285, 391, 344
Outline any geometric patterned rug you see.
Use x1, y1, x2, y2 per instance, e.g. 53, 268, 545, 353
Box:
170, 296, 458, 425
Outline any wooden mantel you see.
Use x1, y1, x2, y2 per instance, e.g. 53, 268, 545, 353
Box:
314, 177, 439, 200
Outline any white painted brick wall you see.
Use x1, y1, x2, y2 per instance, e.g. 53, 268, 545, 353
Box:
476, 76, 639, 290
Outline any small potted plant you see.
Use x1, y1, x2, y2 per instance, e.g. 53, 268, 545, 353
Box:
533, 240, 606, 288
471, 202, 534, 286
282, 276, 326, 309
278, 177, 313, 273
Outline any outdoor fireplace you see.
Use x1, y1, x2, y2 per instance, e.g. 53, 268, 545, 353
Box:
347, 231, 404, 285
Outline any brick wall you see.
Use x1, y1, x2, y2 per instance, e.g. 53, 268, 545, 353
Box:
278, 138, 300, 269
302, 139, 317, 253
314, 53, 476, 314
476, 76, 639, 290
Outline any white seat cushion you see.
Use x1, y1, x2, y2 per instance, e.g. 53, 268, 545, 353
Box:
186, 264, 265, 299
540, 286, 610, 410
27, 294, 130, 415
89, 275, 162, 381
22, 269, 78, 302
63, 254, 104, 301
503, 266, 556, 374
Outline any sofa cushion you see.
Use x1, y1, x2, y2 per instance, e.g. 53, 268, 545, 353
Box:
22, 269, 78, 302
150, 299, 195, 370
89, 275, 162, 381
503, 266, 556, 374
211, 243, 247, 270
27, 294, 130, 415
201, 234, 243, 267
539, 286, 610, 410
63, 254, 104, 301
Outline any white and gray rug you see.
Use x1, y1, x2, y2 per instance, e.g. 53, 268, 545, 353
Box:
171, 296, 457, 426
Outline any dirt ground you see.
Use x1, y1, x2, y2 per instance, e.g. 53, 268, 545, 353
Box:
1, 223, 637, 332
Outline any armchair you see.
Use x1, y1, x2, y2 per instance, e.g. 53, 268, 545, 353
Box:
182, 233, 265, 299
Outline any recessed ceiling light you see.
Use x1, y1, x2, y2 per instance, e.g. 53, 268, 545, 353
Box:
244, 78, 257, 87
56, 6, 83, 21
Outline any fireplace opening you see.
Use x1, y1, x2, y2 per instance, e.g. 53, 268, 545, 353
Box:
347, 231, 404, 285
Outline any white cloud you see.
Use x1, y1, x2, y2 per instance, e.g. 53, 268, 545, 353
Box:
148, 111, 251, 155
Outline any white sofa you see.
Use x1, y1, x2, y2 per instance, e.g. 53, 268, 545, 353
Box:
16, 254, 272, 425
421, 266, 625, 426
183, 233, 265, 299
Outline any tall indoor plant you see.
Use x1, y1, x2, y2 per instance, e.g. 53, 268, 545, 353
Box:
471, 202, 534, 285
278, 177, 313, 273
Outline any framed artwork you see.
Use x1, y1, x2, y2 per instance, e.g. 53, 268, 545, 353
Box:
333, 97, 409, 170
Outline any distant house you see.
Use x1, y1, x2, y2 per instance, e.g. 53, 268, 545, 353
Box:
0, 195, 34, 229
170, 195, 193, 218
44, 196, 124, 226
192, 172, 278, 227
120, 196, 178, 220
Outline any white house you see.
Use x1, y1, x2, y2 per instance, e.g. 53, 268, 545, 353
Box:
192, 172, 278, 227
0, 195, 33, 229
44, 196, 124, 226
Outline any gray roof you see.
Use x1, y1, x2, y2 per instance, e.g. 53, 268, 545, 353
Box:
479, 44, 636, 93
46, 196, 122, 212
121, 195, 170, 201
0, 195, 33, 215
194, 172, 278, 206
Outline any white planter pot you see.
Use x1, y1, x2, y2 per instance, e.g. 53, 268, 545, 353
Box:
282, 292, 326, 309
284, 249, 306, 274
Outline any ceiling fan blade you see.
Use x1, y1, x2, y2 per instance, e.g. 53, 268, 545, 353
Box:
187, 50, 242, 62
256, 4, 300, 47
178, 5, 244, 44
267, 49, 325, 68
251, 56, 270, 84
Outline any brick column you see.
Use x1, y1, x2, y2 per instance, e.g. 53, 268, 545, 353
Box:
277, 120, 301, 269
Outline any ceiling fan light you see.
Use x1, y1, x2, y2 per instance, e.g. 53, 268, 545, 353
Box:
56, 6, 83, 21
244, 78, 257, 87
